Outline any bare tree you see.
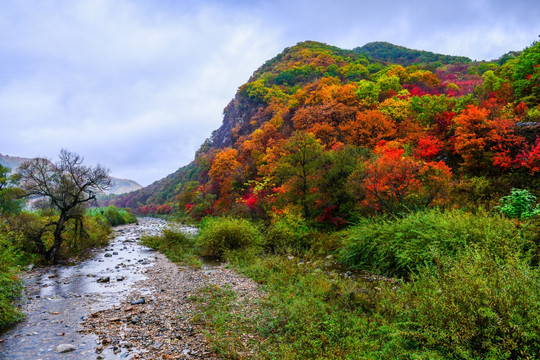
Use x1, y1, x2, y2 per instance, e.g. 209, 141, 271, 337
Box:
18, 149, 111, 262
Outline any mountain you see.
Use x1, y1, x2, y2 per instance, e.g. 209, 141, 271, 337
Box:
111, 40, 540, 219
0, 154, 142, 195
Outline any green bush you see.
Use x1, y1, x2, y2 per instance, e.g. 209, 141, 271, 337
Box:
264, 214, 311, 254
61, 215, 112, 257
497, 188, 540, 219
197, 217, 262, 258
339, 208, 534, 278
0, 222, 24, 329
141, 228, 200, 267
87, 205, 137, 227
381, 248, 540, 358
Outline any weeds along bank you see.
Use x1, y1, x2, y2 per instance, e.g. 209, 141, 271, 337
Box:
0, 205, 137, 331
144, 207, 540, 359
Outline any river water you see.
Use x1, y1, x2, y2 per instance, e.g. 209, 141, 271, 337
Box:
0, 218, 172, 360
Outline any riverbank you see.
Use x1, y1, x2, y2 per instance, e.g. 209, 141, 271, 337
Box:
0, 218, 263, 359
82, 251, 262, 359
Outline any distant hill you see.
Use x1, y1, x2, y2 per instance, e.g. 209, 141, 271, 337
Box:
355, 41, 472, 65
0, 154, 142, 195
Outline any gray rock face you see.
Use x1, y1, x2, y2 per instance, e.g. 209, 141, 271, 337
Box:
54, 343, 76, 353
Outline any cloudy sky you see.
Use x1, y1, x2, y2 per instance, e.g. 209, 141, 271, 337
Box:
1, 0, 538, 186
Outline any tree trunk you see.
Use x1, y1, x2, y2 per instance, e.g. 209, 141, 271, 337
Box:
46, 214, 66, 263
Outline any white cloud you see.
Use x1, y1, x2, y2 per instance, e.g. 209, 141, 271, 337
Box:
0, 0, 281, 185
0, 0, 537, 185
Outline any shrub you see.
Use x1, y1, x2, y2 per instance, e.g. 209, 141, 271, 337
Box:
497, 188, 540, 219
0, 221, 24, 329
339, 208, 534, 278
381, 248, 540, 358
197, 217, 262, 258
263, 213, 311, 254
87, 205, 137, 227
6, 211, 112, 261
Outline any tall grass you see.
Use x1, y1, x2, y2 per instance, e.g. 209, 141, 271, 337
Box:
381, 248, 540, 358
339, 208, 534, 278
87, 205, 137, 227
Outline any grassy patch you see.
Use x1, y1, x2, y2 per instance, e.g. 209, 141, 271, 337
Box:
141, 229, 201, 268
381, 248, 540, 358
191, 284, 263, 359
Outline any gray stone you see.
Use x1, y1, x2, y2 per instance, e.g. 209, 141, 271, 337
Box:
54, 344, 76, 353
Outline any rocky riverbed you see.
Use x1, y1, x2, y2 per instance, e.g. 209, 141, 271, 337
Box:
0, 218, 262, 359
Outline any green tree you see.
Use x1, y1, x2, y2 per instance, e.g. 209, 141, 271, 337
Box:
318, 145, 364, 223
513, 41, 540, 106
0, 165, 24, 214
277, 132, 323, 218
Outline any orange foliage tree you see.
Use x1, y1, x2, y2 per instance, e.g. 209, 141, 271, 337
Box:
292, 101, 356, 147
453, 105, 492, 170
339, 109, 397, 148
208, 148, 242, 208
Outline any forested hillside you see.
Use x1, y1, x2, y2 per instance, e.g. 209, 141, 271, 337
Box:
112, 40, 540, 221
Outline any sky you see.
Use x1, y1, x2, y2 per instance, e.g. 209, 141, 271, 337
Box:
1, 0, 538, 186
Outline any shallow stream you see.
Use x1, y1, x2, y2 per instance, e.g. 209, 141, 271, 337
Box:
0, 218, 175, 359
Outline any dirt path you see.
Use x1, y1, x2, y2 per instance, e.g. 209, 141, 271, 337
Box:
0, 218, 262, 360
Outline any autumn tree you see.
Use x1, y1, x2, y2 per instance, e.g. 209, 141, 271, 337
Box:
339, 109, 396, 148
292, 101, 356, 147
362, 142, 452, 214
208, 148, 242, 208
453, 105, 492, 171
18, 150, 111, 262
